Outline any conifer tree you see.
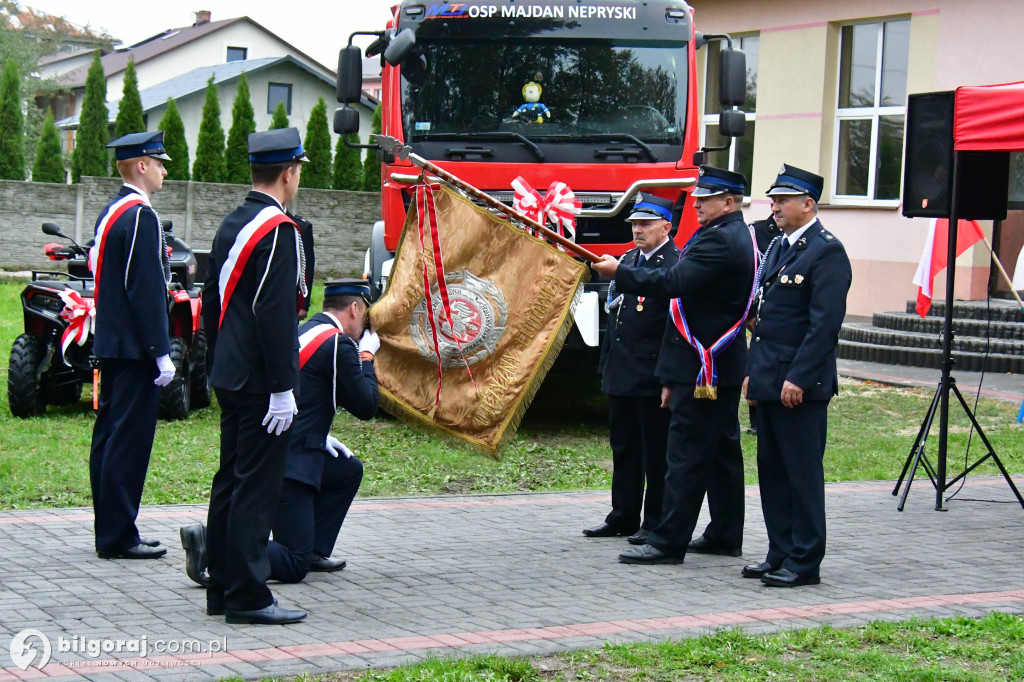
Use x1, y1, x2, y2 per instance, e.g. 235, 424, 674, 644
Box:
300, 97, 332, 189
159, 98, 190, 180
0, 58, 25, 180
31, 112, 65, 183
224, 73, 255, 184
269, 101, 289, 129
333, 133, 363, 190
192, 75, 226, 183
71, 52, 109, 182
111, 59, 144, 176
362, 103, 382, 191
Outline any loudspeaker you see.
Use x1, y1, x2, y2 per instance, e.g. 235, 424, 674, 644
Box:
903, 91, 1010, 221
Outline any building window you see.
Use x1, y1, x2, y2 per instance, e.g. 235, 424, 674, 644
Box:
702, 34, 758, 192
226, 46, 247, 62
267, 83, 292, 115
833, 19, 910, 202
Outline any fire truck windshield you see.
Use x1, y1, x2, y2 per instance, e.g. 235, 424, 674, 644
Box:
400, 41, 687, 156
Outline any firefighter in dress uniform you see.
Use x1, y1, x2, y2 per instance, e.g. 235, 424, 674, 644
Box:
592, 166, 757, 565
742, 164, 852, 587
89, 131, 175, 560
583, 193, 679, 544
181, 280, 379, 586
200, 128, 309, 625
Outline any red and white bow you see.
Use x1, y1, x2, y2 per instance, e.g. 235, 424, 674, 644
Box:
511, 176, 581, 244
58, 288, 95, 365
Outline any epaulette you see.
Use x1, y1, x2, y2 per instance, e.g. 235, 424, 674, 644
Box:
819, 230, 836, 242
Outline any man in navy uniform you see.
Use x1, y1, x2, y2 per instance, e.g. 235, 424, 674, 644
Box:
182, 279, 379, 586
89, 131, 176, 560
201, 128, 308, 624
592, 166, 757, 565
742, 164, 851, 587
583, 194, 679, 544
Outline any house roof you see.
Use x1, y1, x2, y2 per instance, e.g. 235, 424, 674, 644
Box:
56, 15, 333, 90
56, 56, 371, 128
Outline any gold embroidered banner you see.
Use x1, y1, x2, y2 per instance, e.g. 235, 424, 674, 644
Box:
369, 184, 589, 455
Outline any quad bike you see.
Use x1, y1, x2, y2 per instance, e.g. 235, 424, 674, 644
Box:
7, 221, 211, 420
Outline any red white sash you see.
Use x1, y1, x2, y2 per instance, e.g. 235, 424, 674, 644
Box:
88, 195, 146, 303
298, 320, 347, 412
216, 206, 295, 328
58, 288, 95, 365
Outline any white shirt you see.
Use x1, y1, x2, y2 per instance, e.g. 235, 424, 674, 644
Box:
640, 236, 671, 259
782, 217, 818, 248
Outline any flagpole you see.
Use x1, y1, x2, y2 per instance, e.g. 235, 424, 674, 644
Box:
978, 234, 1024, 310
374, 135, 601, 262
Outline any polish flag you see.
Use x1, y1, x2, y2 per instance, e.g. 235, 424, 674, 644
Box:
912, 217, 986, 317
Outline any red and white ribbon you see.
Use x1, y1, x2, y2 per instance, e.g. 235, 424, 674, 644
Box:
58, 288, 95, 365
511, 177, 581, 245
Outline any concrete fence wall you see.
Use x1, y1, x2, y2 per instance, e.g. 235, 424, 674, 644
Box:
0, 177, 381, 278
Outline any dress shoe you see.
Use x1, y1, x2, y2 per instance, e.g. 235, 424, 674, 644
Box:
741, 561, 776, 579
687, 535, 742, 557
582, 523, 635, 538
309, 554, 347, 572
180, 524, 210, 587
627, 529, 650, 545
761, 568, 820, 587
618, 544, 684, 565
225, 603, 307, 625
139, 538, 161, 547
97, 544, 167, 560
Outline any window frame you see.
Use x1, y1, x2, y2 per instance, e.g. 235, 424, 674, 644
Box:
267, 82, 293, 115
830, 19, 909, 207
225, 45, 248, 62
700, 34, 758, 198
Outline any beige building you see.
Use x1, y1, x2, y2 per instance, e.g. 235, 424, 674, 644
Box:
690, 0, 1024, 316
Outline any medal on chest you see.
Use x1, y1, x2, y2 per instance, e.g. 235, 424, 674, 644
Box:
636, 296, 645, 312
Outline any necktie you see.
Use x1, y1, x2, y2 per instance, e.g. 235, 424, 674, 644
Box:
776, 238, 790, 262
637, 253, 647, 267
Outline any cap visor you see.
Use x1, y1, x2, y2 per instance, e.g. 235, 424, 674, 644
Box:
296, 153, 310, 162
149, 152, 172, 161
691, 187, 726, 197
766, 187, 807, 196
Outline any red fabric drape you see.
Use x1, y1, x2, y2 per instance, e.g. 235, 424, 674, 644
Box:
954, 81, 1024, 152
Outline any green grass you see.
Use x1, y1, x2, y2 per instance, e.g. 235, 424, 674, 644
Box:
1, 279, 1022, 509
225, 612, 1024, 681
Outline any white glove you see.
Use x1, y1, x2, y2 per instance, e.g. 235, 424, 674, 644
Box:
325, 435, 353, 459
358, 330, 380, 355
263, 390, 297, 435
154, 354, 176, 386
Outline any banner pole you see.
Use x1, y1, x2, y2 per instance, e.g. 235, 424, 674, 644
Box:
979, 234, 1024, 310
375, 135, 601, 262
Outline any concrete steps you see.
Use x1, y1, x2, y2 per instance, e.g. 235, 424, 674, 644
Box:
837, 299, 1024, 374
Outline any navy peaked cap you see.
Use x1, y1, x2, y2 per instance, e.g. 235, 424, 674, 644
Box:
107, 131, 170, 161
692, 165, 748, 197
767, 163, 824, 202
248, 128, 309, 164
324, 278, 371, 301
626, 192, 674, 222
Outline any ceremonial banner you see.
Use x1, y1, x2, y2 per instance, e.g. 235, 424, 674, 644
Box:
370, 184, 589, 454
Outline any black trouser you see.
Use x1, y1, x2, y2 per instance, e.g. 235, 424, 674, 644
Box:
647, 384, 745, 555
755, 399, 829, 578
269, 455, 363, 583
206, 388, 290, 612
605, 394, 669, 532
90, 358, 160, 552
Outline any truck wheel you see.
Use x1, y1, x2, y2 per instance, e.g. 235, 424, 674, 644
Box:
158, 336, 190, 420
367, 220, 389, 300
189, 330, 211, 410
8, 334, 47, 417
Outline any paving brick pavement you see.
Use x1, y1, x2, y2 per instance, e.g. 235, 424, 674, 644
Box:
2, 477, 1023, 681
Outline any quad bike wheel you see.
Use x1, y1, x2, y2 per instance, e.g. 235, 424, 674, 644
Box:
158, 336, 190, 420
8, 334, 47, 417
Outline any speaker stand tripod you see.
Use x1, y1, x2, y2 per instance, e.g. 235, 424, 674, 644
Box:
893, 371, 1024, 511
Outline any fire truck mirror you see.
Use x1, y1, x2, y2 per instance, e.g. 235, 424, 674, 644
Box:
718, 108, 746, 138
337, 45, 364, 104
334, 107, 360, 136
384, 28, 416, 67
719, 47, 746, 107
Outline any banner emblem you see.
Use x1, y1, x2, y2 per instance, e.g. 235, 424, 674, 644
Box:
411, 269, 508, 368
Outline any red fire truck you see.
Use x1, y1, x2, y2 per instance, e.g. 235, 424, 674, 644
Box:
334, 0, 745, 364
